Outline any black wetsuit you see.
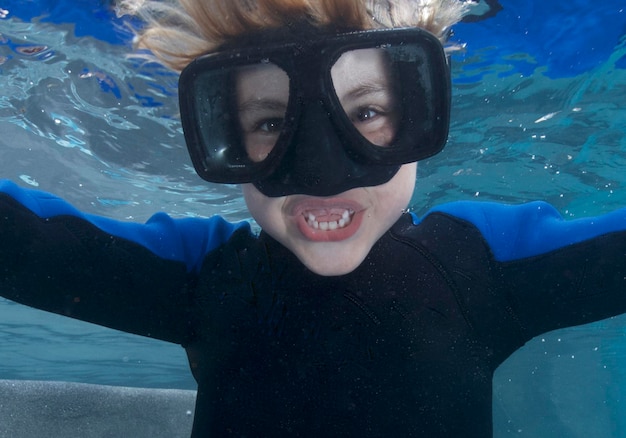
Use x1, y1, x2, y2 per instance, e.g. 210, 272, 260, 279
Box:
1, 180, 626, 437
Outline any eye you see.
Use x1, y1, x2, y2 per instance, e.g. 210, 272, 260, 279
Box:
243, 116, 285, 162
355, 107, 382, 123
255, 117, 284, 133
346, 104, 398, 147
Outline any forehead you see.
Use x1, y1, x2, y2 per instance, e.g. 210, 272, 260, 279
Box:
331, 47, 390, 73
235, 47, 393, 98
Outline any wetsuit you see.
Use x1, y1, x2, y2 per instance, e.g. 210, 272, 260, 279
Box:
1, 179, 626, 437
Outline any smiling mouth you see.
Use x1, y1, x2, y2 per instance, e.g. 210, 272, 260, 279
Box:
305, 209, 355, 231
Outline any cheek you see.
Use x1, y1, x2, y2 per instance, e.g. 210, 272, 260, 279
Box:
242, 185, 270, 222
379, 164, 416, 211
241, 185, 262, 219
242, 185, 287, 237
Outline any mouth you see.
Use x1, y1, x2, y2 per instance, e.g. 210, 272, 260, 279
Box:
291, 199, 364, 242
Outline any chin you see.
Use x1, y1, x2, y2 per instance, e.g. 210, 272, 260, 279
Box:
304, 262, 360, 277
296, 246, 369, 277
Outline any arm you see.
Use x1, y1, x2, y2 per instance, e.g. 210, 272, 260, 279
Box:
0, 180, 250, 344
426, 201, 626, 341
498, 228, 626, 340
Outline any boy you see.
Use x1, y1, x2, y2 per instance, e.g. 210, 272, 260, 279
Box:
1, 0, 626, 436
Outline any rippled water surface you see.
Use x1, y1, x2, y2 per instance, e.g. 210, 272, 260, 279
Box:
0, 17, 247, 223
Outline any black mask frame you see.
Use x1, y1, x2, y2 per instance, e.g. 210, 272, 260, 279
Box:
179, 26, 451, 197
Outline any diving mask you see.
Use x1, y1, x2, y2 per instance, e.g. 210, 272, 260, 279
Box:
179, 26, 450, 197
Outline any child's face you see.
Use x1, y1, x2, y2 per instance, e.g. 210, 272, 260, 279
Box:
243, 162, 416, 276
239, 42, 418, 275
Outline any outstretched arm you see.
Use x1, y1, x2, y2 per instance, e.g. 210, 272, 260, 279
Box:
433, 200, 626, 340
0, 180, 249, 345
499, 226, 626, 340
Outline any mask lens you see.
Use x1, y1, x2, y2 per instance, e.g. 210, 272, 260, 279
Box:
330, 48, 400, 148
329, 41, 448, 164
182, 59, 290, 183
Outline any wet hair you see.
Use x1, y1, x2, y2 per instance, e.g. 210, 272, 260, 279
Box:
117, 0, 468, 71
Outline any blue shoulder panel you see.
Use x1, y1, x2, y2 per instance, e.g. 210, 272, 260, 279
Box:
0, 180, 250, 272
412, 201, 626, 262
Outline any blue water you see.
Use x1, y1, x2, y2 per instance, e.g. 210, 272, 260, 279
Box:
0, 1, 626, 436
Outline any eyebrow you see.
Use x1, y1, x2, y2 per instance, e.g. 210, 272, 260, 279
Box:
340, 82, 390, 101
238, 98, 288, 113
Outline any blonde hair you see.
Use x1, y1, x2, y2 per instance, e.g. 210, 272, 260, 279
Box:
117, 0, 468, 71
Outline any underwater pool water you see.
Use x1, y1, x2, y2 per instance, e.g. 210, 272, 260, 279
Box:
0, 1, 626, 436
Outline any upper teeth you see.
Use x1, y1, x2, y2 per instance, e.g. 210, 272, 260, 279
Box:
307, 209, 353, 230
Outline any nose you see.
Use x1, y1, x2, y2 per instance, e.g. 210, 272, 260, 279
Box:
285, 99, 355, 194
253, 98, 399, 197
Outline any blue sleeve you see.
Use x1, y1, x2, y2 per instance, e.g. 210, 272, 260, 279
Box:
0, 179, 250, 273
412, 200, 626, 262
